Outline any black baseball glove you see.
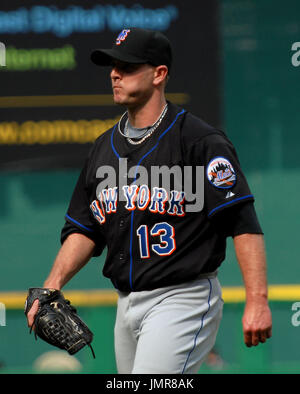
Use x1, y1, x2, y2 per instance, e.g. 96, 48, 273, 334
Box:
24, 288, 95, 358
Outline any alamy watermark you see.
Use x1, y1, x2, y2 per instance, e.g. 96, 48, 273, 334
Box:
0, 303, 6, 326
0, 42, 5, 66
95, 160, 205, 214
291, 42, 300, 67
291, 302, 300, 327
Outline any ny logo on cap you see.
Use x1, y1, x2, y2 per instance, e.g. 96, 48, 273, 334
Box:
116, 29, 131, 45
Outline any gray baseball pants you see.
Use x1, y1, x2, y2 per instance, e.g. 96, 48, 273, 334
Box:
114, 273, 223, 374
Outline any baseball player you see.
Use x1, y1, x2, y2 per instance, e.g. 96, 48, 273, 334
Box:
27, 28, 272, 374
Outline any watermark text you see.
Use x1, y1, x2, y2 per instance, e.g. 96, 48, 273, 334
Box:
291, 302, 300, 326
291, 42, 300, 67
0, 42, 6, 66
0, 303, 6, 326
95, 160, 205, 213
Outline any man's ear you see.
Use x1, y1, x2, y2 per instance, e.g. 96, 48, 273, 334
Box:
153, 65, 169, 86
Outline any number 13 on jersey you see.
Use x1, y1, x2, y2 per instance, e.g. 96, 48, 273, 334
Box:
137, 222, 176, 259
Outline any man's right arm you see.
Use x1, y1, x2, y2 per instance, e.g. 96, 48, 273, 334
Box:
26, 233, 96, 328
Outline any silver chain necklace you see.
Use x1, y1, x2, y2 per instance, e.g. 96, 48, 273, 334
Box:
118, 103, 168, 145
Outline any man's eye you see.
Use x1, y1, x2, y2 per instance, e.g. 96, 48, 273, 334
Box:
112, 63, 141, 73
129, 66, 139, 72
122, 64, 139, 73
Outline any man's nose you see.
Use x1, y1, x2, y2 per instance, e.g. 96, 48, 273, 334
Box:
110, 67, 122, 80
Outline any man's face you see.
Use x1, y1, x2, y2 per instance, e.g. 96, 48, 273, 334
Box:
110, 60, 156, 108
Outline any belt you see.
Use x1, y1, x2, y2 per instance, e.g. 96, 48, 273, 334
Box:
196, 270, 218, 280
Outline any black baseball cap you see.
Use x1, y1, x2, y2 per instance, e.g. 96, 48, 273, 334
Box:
91, 27, 172, 73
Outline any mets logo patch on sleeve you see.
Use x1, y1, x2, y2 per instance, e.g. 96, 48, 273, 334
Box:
207, 157, 236, 189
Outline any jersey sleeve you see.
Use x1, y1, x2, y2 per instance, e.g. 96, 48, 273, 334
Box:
201, 131, 255, 218
210, 201, 263, 237
62, 158, 106, 257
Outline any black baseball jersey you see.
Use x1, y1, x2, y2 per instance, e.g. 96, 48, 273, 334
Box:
62, 102, 260, 292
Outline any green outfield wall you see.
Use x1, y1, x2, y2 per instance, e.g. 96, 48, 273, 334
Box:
0, 300, 300, 374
